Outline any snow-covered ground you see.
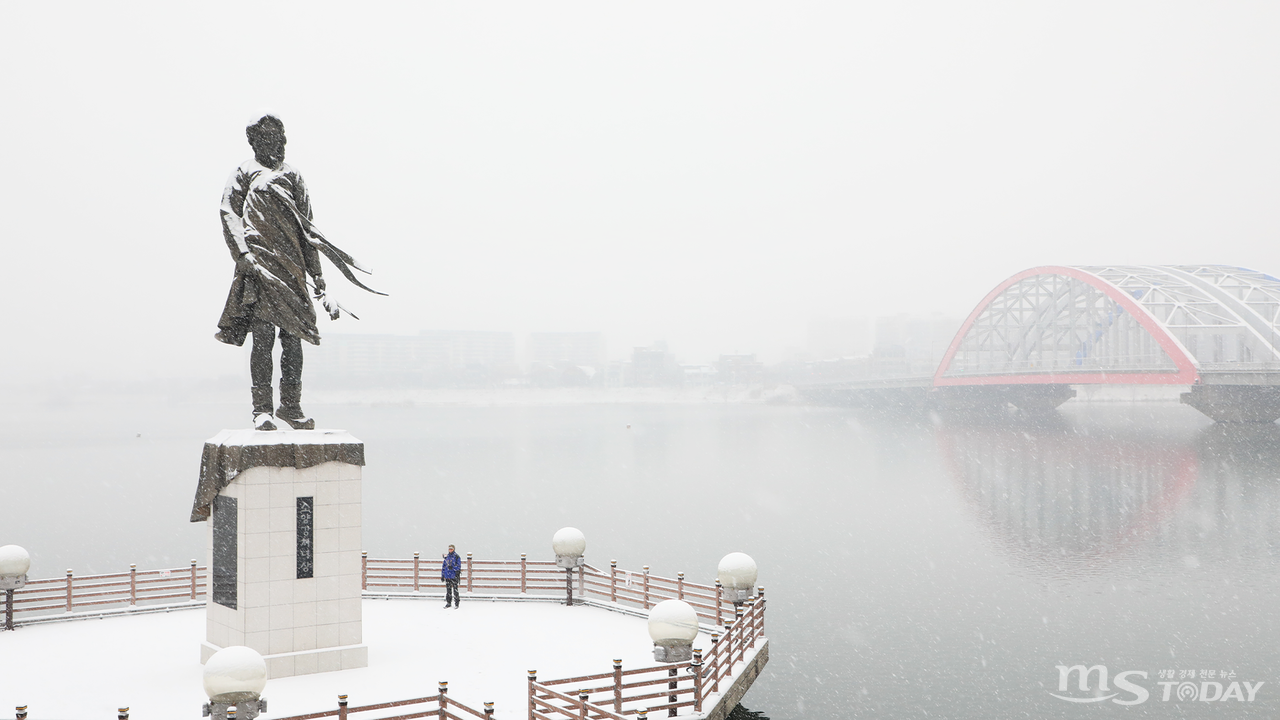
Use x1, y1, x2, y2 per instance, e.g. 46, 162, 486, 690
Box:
0, 598, 715, 719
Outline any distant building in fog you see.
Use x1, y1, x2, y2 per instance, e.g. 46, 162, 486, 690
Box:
808, 316, 872, 359
527, 332, 606, 369
715, 353, 765, 385
629, 342, 677, 386
419, 330, 516, 370
307, 331, 516, 386
873, 313, 961, 365
307, 334, 421, 383
680, 364, 717, 385
776, 314, 963, 385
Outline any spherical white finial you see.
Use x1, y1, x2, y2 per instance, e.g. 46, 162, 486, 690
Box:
0, 545, 31, 577
648, 599, 700, 644
552, 527, 586, 558
203, 646, 267, 702
717, 552, 758, 590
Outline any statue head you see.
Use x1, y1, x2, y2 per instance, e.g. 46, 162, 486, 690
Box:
246, 114, 286, 170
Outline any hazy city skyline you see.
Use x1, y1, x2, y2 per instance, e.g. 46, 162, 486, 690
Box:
5, 4, 1280, 385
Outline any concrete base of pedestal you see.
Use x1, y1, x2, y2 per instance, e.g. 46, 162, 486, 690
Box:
202, 640, 368, 678
193, 430, 368, 681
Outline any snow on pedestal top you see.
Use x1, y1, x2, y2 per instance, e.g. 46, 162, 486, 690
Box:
190, 429, 365, 522
204, 429, 363, 448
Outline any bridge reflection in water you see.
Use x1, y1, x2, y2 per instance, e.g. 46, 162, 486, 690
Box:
937, 419, 1280, 576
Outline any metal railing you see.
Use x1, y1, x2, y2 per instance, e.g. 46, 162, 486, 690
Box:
6, 553, 750, 628
6, 554, 768, 718
529, 596, 766, 718
6, 561, 205, 622
274, 685, 493, 720
363, 554, 749, 627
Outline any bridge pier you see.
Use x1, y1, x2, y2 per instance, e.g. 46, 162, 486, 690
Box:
1005, 385, 1078, 413
933, 385, 1077, 415
1180, 385, 1280, 423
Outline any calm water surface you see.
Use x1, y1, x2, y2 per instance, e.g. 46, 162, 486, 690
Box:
5, 397, 1280, 718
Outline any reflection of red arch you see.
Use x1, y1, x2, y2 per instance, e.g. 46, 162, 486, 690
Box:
935, 426, 1199, 570
933, 266, 1200, 387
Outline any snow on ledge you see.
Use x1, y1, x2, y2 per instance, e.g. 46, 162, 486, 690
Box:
204, 428, 363, 447
0, 597, 739, 719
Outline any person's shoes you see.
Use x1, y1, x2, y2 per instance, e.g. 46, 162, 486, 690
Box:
444, 603, 452, 609
254, 413, 277, 431
277, 382, 315, 430
277, 411, 315, 430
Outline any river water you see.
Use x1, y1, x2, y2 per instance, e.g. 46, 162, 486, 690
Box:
5, 396, 1280, 718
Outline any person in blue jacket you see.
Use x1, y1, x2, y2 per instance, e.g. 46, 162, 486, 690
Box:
442, 544, 462, 608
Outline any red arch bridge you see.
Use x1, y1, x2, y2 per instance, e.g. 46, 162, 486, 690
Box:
802, 265, 1280, 423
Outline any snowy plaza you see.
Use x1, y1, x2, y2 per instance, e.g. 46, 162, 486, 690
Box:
0, 595, 768, 719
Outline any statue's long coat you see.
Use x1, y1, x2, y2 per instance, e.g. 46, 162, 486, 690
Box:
215, 160, 378, 346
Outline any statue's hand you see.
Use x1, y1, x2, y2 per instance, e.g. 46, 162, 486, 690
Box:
318, 292, 340, 320
313, 275, 326, 299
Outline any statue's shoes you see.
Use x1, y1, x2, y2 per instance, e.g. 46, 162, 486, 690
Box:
253, 413, 278, 431
276, 411, 315, 430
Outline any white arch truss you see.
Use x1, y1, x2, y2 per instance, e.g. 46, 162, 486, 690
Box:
935, 265, 1280, 386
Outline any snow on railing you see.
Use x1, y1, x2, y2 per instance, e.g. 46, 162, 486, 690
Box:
362, 554, 749, 627
528, 595, 767, 718
272, 685, 493, 720
6, 561, 205, 623
6, 552, 750, 628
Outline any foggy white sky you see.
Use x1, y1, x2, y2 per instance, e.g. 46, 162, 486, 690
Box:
3, 2, 1280, 381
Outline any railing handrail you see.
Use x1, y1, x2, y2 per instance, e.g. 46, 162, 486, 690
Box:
5, 561, 205, 620
271, 692, 492, 720
529, 596, 766, 718
362, 555, 731, 628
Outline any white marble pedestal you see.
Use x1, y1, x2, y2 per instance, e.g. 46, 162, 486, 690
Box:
191, 429, 368, 678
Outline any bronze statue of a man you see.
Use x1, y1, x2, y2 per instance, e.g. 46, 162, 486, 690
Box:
215, 113, 382, 431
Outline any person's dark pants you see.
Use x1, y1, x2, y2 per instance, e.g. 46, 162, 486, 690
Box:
250, 321, 303, 415
445, 579, 460, 607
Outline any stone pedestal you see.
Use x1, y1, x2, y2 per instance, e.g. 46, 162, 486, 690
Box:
190, 429, 368, 678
